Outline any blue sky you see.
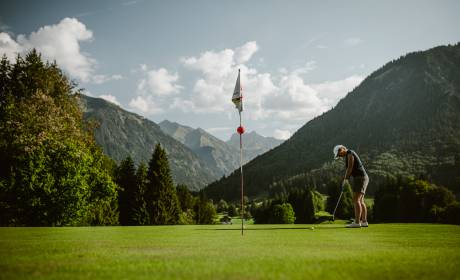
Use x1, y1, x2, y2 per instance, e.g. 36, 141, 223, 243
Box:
1, 0, 459, 140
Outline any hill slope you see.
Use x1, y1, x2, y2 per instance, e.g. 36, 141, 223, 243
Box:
204, 43, 460, 200
79, 95, 219, 190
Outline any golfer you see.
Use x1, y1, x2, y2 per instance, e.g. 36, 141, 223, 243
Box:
333, 145, 369, 228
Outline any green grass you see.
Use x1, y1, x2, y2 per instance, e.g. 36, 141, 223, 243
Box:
1, 224, 459, 280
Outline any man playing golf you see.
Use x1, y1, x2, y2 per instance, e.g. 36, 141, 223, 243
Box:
333, 145, 369, 228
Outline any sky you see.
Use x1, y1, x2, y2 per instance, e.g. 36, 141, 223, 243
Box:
1, 0, 459, 141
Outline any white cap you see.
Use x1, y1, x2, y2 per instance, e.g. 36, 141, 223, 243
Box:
333, 145, 346, 159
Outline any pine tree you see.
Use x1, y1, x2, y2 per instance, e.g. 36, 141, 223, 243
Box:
145, 143, 180, 225
134, 162, 149, 225
116, 157, 137, 225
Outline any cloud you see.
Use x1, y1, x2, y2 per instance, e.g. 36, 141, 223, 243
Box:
0, 17, 119, 84
128, 66, 183, 116
273, 129, 291, 140
179, 41, 278, 118
235, 41, 258, 64
128, 41, 363, 141
344, 37, 363, 47
128, 95, 164, 115
99, 94, 121, 106
263, 73, 364, 121
92, 74, 123, 84
0, 32, 23, 61
177, 41, 364, 125
138, 68, 183, 96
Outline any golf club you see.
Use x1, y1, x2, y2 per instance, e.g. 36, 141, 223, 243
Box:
332, 181, 346, 221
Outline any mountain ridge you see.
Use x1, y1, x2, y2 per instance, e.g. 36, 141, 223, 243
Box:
79, 95, 220, 191
204, 43, 460, 200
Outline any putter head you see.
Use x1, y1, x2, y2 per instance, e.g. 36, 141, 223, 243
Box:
332, 216, 335, 221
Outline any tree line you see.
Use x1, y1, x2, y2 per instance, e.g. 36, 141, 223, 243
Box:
116, 145, 216, 226
0, 51, 217, 226
240, 176, 459, 225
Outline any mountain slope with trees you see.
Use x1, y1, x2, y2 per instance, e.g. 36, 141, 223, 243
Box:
79, 95, 220, 191
204, 43, 460, 201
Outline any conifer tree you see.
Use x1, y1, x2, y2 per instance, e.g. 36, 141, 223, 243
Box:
116, 156, 137, 225
134, 162, 149, 225
145, 143, 180, 225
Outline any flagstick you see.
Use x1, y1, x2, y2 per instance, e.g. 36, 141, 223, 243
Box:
239, 110, 244, 236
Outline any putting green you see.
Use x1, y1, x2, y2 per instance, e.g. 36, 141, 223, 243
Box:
1, 224, 459, 279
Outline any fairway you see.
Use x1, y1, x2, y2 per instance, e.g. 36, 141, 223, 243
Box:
1, 224, 459, 280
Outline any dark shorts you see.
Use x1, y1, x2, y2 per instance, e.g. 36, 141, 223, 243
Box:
351, 175, 369, 194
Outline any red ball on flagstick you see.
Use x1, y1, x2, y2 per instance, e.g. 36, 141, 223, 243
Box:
237, 126, 245, 135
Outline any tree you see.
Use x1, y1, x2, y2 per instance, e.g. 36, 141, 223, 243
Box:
227, 204, 237, 217
133, 162, 149, 225
374, 176, 458, 223
176, 184, 194, 212
326, 179, 353, 219
145, 143, 180, 225
0, 51, 117, 226
216, 199, 229, 213
116, 157, 138, 225
176, 184, 195, 225
194, 191, 216, 224
271, 203, 295, 224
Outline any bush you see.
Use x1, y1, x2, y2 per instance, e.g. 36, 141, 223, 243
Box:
440, 202, 460, 225
271, 203, 295, 224
374, 176, 458, 223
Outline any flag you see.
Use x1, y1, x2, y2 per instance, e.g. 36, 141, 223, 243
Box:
232, 69, 243, 112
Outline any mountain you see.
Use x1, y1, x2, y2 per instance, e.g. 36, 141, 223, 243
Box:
204, 43, 460, 201
79, 95, 220, 191
159, 120, 239, 176
227, 131, 283, 163
159, 120, 284, 176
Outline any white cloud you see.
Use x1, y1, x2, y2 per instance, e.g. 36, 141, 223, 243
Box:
92, 74, 123, 84
178, 41, 363, 124
179, 41, 278, 118
182, 48, 235, 79
128, 66, 183, 116
273, 129, 291, 140
99, 94, 121, 106
129, 95, 164, 115
263, 72, 364, 121
344, 37, 363, 47
235, 41, 258, 64
138, 68, 183, 96
17, 18, 95, 82
0, 32, 23, 61
0, 18, 120, 84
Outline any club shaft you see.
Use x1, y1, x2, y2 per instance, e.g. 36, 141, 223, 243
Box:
332, 191, 344, 217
